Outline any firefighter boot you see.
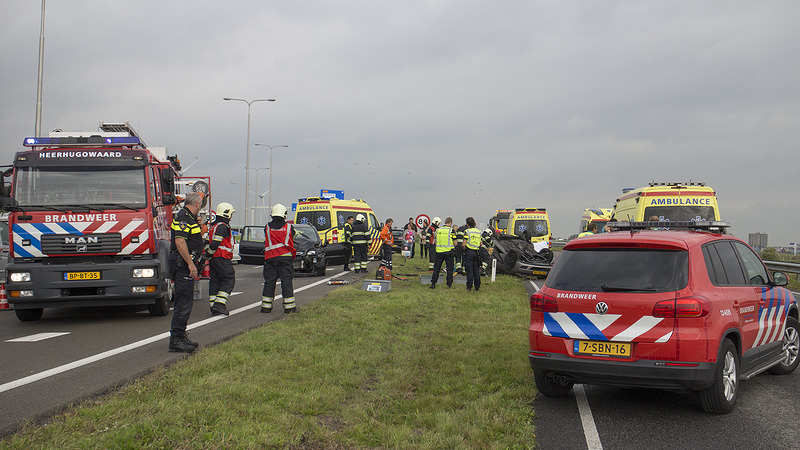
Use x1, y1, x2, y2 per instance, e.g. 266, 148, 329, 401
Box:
169, 335, 196, 353
210, 302, 229, 316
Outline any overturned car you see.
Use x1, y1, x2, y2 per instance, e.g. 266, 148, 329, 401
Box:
486, 232, 553, 278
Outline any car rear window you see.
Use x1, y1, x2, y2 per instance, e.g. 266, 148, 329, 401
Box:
546, 248, 688, 293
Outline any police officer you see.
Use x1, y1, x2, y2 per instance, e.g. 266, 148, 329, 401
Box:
426, 217, 440, 270
261, 204, 297, 314
430, 217, 456, 289
168, 192, 204, 353
342, 215, 354, 271
351, 214, 369, 273
462, 217, 482, 292
205, 202, 236, 316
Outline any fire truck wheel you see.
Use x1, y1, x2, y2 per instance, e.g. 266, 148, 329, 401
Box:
148, 280, 173, 316
15, 308, 43, 322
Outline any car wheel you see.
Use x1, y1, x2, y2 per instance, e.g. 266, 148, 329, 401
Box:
148, 278, 172, 316
534, 372, 574, 397
768, 316, 800, 375
504, 248, 520, 271
699, 339, 738, 414
15, 308, 44, 322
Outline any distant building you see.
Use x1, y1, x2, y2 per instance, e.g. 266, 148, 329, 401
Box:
748, 233, 768, 251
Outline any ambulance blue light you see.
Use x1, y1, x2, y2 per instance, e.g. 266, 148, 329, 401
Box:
23, 136, 141, 147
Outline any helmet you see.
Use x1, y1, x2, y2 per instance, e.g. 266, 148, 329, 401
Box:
356, 213, 366, 222
432, 217, 441, 226
271, 203, 288, 218
215, 202, 235, 219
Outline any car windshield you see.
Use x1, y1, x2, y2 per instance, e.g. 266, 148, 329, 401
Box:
293, 225, 320, 250
545, 248, 688, 293
13, 167, 146, 207
513, 219, 548, 237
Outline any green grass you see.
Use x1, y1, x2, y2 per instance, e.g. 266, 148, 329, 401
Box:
1, 257, 538, 449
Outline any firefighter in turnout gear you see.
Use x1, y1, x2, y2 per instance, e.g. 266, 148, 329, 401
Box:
480, 228, 494, 276
462, 217, 482, 291
343, 215, 354, 271
454, 223, 468, 274
261, 204, 298, 314
168, 192, 204, 353
430, 217, 456, 289
426, 217, 440, 270
205, 202, 236, 316
351, 214, 370, 273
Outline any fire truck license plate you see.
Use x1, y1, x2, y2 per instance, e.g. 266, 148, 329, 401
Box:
574, 340, 631, 358
64, 271, 101, 281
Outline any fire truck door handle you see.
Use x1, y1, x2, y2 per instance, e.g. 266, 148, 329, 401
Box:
758, 299, 766, 307
732, 301, 740, 309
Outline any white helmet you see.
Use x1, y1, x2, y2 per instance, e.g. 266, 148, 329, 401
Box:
215, 202, 235, 219
356, 213, 366, 222
432, 217, 441, 226
271, 203, 288, 218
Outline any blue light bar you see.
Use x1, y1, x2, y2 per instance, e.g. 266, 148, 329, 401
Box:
23, 136, 141, 147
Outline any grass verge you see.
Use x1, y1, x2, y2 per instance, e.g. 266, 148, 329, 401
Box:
2, 257, 537, 449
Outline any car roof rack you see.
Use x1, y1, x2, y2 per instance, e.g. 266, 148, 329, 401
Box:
609, 220, 730, 232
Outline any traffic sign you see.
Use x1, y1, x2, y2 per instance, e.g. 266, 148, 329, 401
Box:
416, 214, 430, 229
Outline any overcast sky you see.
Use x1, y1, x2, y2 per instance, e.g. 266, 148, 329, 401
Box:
2, 1, 799, 245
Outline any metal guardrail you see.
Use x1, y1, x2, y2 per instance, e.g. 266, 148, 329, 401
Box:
764, 261, 800, 275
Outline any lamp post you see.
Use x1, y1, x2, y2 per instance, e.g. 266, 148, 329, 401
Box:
254, 144, 288, 211
223, 97, 276, 226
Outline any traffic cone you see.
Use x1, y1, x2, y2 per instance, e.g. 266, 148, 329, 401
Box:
0, 283, 10, 310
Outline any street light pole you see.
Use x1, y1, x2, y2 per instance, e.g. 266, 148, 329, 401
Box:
223, 97, 276, 226
254, 144, 288, 212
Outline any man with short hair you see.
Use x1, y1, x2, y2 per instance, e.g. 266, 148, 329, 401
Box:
379, 218, 394, 270
168, 192, 204, 353
462, 217, 482, 292
430, 217, 456, 289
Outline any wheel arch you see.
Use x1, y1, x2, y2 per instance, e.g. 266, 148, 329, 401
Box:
720, 327, 742, 359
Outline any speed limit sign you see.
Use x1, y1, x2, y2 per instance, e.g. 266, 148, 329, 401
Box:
416, 214, 430, 229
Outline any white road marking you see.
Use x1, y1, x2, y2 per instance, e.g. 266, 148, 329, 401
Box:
0, 272, 347, 394
529, 280, 541, 292
574, 385, 603, 450
6, 332, 71, 343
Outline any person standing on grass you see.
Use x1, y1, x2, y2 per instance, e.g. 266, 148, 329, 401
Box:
426, 217, 440, 270
430, 217, 456, 289
168, 192, 204, 353
380, 218, 394, 270
462, 217, 482, 292
403, 217, 418, 258
419, 219, 429, 260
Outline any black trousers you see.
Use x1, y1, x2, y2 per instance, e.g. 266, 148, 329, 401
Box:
431, 250, 454, 286
262, 256, 294, 299
380, 243, 393, 269
343, 243, 352, 269
420, 241, 428, 258
353, 244, 368, 269
209, 257, 235, 297
464, 248, 481, 290
170, 264, 194, 337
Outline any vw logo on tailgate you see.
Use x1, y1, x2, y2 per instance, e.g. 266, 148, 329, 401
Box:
595, 302, 609, 315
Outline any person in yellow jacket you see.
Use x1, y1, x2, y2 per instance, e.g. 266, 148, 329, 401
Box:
577, 222, 597, 238
462, 217, 483, 292
379, 218, 394, 270
430, 217, 457, 289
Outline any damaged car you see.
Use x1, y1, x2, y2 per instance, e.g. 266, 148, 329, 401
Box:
292, 223, 328, 276
487, 232, 553, 278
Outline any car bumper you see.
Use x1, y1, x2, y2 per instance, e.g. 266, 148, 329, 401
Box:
529, 351, 715, 392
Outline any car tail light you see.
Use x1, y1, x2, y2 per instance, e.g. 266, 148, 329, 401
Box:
530, 292, 558, 312
653, 296, 709, 318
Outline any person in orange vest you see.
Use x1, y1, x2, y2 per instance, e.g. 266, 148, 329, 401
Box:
204, 202, 236, 316
261, 204, 298, 314
379, 218, 394, 270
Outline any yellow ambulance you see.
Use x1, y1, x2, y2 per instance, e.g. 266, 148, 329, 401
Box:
579, 208, 613, 234
507, 208, 552, 246
611, 182, 721, 223
294, 197, 381, 261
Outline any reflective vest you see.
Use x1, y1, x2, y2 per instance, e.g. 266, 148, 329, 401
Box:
351, 221, 369, 245
210, 222, 234, 259
435, 226, 455, 253
343, 222, 353, 244
465, 227, 482, 250
264, 223, 295, 259
577, 231, 594, 237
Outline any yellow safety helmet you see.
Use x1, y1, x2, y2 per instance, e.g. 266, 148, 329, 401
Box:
271, 203, 288, 218
215, 202, 235, 219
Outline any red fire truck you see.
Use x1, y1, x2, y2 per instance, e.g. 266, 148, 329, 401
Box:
0, 122, 198, 321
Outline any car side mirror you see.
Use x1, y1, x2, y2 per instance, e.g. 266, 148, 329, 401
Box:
772, 271, 789, 287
